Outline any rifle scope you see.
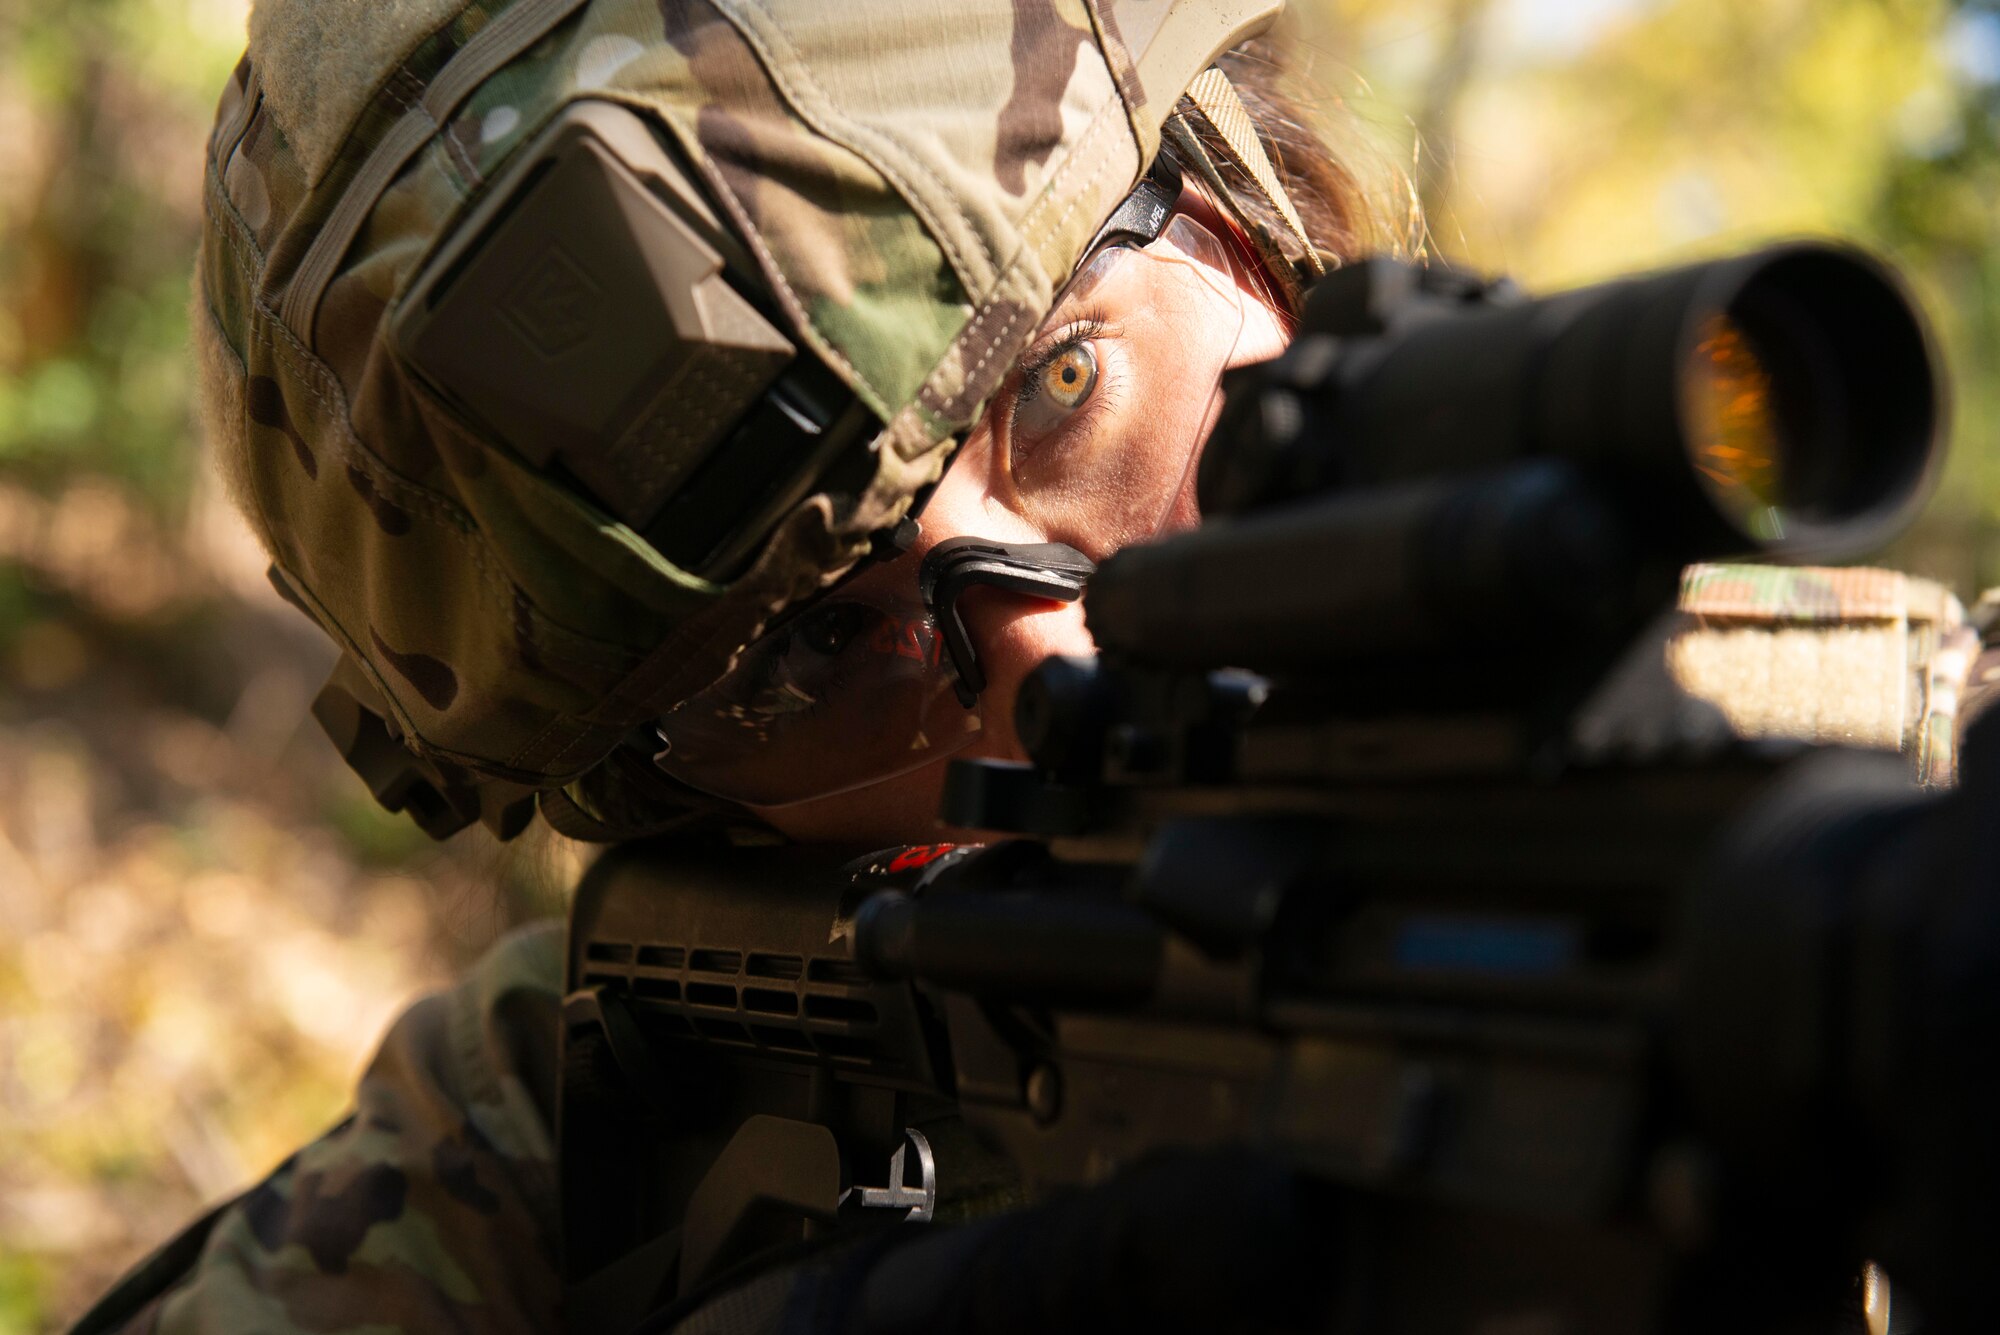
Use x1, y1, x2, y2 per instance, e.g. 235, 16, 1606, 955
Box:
1203, 242, 1941, 560
1086, 244, 1944, 672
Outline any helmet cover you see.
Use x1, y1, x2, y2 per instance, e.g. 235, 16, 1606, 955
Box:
195, 0, 1282, 821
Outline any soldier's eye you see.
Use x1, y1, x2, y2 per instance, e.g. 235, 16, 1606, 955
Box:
1013, 320, 1110, 446
795, 603, 873, 657
1038, 343, 1097, 410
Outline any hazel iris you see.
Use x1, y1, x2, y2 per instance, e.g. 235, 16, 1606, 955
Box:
1040, 343, 1097, 410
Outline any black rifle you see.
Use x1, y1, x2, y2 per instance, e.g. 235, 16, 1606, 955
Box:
560, 243, 1993, 1332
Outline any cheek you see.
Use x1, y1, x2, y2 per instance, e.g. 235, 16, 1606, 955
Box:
920, 424, 1047, 544
749, 599, 1094, 844
1231, 299, 1291, 372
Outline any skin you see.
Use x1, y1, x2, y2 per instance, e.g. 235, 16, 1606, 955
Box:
752, 189, 1291, 847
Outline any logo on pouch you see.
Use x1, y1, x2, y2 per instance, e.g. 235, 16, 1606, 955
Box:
502, 244, 599, 359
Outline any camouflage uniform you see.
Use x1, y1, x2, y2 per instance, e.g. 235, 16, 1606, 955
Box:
75, 927, 567, 1334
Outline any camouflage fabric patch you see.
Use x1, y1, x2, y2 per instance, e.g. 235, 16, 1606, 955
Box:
1677, 562, 1908, 623
1670, 563, 1975, 786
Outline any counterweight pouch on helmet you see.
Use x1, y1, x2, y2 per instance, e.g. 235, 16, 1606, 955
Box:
309, 651, 539, 841
392, 101, 879, 579
264, 562, 537, 841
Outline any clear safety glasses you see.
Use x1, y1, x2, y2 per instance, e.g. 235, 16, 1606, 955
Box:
651, 207, 1264, 807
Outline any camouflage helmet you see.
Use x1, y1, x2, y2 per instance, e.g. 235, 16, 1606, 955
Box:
195, 0, 1293, 839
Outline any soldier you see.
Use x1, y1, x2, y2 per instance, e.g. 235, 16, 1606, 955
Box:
75, 1, 1400, 1331
72, 0, 1986, 1330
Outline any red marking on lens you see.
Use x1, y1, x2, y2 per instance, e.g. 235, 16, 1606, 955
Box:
865, 615, 939, 663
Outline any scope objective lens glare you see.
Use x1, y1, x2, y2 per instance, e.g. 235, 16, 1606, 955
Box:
1684, 313, 1789, 543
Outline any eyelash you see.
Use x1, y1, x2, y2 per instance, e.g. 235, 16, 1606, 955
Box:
1014, 314, 1112, 417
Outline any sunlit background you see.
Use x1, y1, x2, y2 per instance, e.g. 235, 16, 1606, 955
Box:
3, 0, 1997, 1328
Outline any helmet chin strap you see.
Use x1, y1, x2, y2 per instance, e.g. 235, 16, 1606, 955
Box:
919, 538, 1096, 708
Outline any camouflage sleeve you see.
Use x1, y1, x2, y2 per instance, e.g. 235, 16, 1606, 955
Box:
1668, 564, 1979, 787
71, 925, 566, 1335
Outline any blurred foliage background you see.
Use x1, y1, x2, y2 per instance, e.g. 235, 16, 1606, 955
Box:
1304, 0, 2000, 583
0, 7, 577, 1327
1, 0, 1997, 1329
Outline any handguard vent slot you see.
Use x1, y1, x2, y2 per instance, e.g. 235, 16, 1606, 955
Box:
807, 959, 871, 986
747, 953, 805, 981
579, 928, 900, 1072
686, 982, 739, 1009
743, 987, 800, 1016
691, 948, 744, 974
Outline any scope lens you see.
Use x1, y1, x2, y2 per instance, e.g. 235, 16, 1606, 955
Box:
1684, 312, 1790, 543
1671, 245, 1937, 558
